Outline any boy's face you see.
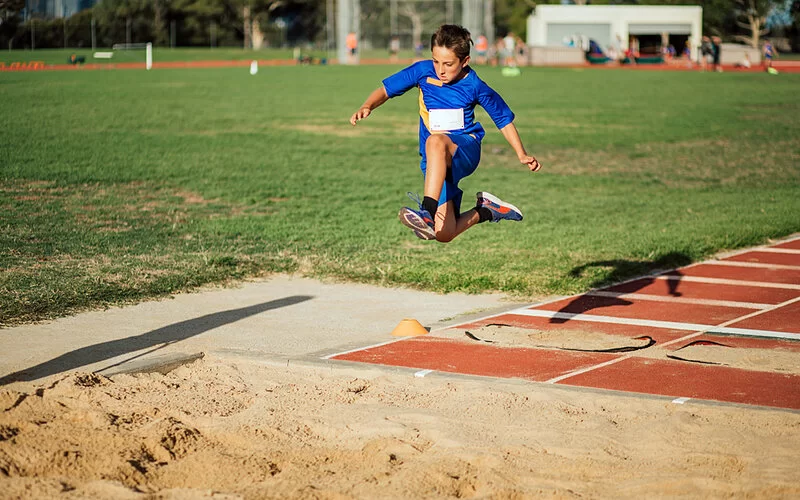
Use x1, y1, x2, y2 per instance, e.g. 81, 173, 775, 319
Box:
432, 45, 470, 84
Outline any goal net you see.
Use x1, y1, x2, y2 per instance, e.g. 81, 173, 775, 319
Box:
337, 0, 494, 64
110, 42, 153, 70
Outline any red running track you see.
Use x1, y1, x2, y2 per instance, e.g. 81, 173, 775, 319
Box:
332, 236, 800, 410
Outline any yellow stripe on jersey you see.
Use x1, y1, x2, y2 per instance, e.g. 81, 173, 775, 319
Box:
418, 88, 446, 135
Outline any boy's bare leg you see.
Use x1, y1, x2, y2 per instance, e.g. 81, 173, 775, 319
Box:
434, 201, 480, 242
424, 134, 459, 203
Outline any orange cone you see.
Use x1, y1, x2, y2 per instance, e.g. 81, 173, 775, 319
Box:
391, 318, 429, 337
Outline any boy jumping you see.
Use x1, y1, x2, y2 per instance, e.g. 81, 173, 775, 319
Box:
349, 24, 541, 242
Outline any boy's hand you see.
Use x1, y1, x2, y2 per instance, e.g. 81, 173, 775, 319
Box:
350, 107, 372, 126
520, 155, 542, 172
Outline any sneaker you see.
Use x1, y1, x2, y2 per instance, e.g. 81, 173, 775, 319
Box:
476, 192, 523, 222
398, 206, 436, 240
398, 192, 436, 240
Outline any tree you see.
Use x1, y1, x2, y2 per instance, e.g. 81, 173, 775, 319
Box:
734, 0, 779, 47
0, 0, 25, 49
788, 0, 800, 50
398, 2, 423, 51
495, 0, 534, 39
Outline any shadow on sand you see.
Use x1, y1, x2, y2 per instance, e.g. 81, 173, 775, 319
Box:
0, 295, 313, 385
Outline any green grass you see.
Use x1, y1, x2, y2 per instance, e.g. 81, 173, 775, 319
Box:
0, 47, 416, 66
2, 64, 799, 326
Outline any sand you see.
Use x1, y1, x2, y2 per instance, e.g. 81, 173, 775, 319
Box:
2, 354, 799, 499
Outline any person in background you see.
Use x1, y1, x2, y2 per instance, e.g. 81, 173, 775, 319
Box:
711, 36, 722, 72
683, 40, 693, 69
700, 36, 713, 71
475, 34, 489, 65
735, 52, 752, 69
502, 32, 516, 67
389, 35, 400, 62
346, 32, 358, 64
763, 39, 777, 71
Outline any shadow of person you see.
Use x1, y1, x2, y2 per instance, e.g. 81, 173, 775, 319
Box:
0, 295, 313, 385
550, 252, 692, 324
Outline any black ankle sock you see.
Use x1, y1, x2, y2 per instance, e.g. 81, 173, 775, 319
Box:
422, 196, 438, 217
476, 206, 493, 223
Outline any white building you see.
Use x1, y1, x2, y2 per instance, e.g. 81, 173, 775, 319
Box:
527, 5, 703, 55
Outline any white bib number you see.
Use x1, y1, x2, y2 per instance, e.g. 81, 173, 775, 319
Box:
429, 108, 465, 132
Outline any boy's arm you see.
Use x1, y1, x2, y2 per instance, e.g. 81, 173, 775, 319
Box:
499, 122, 542, 172
350, 86, 390, 125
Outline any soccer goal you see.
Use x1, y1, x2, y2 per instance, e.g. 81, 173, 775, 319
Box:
111, 42, 153, 70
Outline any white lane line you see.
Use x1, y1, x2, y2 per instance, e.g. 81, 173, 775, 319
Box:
655, 275, 800, 290
707, 260, 800, 270
321, 338, 403, 359
586, 291, 773, 310
543, 295, 800, 384
757, 248, 800, 255
709, 326, 800, 342
509, 308, 714, 332
510, 308, 800, 341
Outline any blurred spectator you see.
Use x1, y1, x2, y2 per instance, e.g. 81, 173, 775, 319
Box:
514, 34, 528, 66
607, 44, 618, 62
734, 53, 751, 69
346, 32, 358, 63
763, 39, 776, 71
389, 36, 400, 62
712, 36, 722, 72
475, 34, 489, 65
624, 36, 639, 64
700, 36, 713, 71
683, 41, 693, 69
502, 32, 516, 67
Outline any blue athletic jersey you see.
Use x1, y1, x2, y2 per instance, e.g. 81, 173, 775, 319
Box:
382, 60, 515, 158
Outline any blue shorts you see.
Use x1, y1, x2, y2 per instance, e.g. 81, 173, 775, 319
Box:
420, 133, 481, 214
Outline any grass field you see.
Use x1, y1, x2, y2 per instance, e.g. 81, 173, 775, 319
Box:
2, 63, 799, 326
4, 47, 800, 67
0, 47, 412, 66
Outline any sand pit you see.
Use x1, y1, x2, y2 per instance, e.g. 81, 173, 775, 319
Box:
2, 356, 799, 498
666, 343, 800, 374
461, 324, 653, 352
460, 325, 800, 375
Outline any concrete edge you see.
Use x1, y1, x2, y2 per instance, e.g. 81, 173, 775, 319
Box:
102, 352, 205, 377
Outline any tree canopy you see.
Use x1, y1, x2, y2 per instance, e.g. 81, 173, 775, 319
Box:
2, 0, 798, 51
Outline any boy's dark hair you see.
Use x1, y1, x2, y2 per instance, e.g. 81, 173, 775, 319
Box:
431, 24, 472, 61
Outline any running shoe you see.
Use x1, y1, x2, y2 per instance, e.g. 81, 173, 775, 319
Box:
398, 207, 436, 240
399, 192, 436, 240
476, 192, 523, 222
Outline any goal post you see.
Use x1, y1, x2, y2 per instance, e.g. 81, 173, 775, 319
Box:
111, 42, 153, 70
